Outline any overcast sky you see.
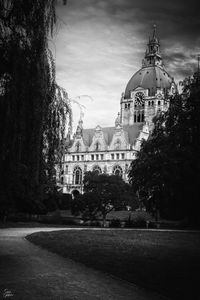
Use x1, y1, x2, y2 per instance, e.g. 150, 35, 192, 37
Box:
52, 0, 199, 130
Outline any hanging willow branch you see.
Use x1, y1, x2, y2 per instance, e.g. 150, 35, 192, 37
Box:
0, 0, 71, 214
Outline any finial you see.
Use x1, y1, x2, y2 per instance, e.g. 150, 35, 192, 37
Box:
153, 24, 157, 39
115, 112, 121, 127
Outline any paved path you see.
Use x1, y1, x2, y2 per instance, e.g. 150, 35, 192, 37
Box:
0, 227, 169, 300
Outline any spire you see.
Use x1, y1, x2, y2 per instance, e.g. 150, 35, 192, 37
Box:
75, 118, 83, 137
115, 112, 121, 127
142, 24, 163, 68
152, 24, 157, 40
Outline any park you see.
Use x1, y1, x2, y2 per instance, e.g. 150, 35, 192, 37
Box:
0, 1, 200, 299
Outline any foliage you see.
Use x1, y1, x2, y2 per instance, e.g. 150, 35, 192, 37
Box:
0, 0, 71, 217
71, 171, 132, 224
109, 218, 121, 228
124, 211, 152, 228
128, 74, 200, 222
71, 192, 100, 220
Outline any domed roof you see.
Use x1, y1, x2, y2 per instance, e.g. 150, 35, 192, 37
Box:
124, 66, 173, 98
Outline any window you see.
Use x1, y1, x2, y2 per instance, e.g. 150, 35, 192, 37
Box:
121, 153, 125, 159
135, 110, 144, 123
101, 154, 104, 160
77, 155, 79, 161
81, 155, 84, 161
111, 153, 114, 160
73, 166, 82, 185
93, 165, 102, 175
61, 170, 64, 184
115, 139, 121, 150
112, 165, 123, 177
134, 112, 137, 123
116, 153, 119, 160
158, 100, 161, 106
141, 112, 144, 122
65, 165, 68, 174
91, 154, 94, 160
96, 154, 99, 160
72, 155, 75, 161
75, 142, 81, 152
95, 141, 100, 151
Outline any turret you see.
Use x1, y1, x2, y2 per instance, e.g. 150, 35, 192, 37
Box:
143, 24, 163, 68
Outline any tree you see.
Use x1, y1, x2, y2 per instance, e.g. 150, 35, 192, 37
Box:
128, 73, 200, 223
71, 171, 132, 226
0, 0, 71, 219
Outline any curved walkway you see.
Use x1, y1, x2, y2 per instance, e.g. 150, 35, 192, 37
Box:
0, 227, 169, 300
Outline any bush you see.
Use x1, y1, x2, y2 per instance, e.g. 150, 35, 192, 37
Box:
109, 218, 121, 228
82, 219, 101, 227
58, 193, 72, 210
125, 211, 152, 228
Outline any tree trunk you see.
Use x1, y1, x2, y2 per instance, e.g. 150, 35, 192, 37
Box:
102, 214, 107, 228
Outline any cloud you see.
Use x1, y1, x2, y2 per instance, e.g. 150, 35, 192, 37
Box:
53, 0, 200, 129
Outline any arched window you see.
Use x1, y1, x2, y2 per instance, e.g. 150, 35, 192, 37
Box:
61, 170, 64, 184
137, 112, 141, 122
115, 139, 121, 150
141, 111, 144, 122
134, 112, 137, 123
112, 165, 123, 177
95, 141, 100, 151
75, 142, 81, 152
93, 165, 102, 175
72, 189, 80, 199
73, 166, 82, 185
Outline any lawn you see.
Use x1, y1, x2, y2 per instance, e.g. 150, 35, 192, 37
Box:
27, 229, 200, 300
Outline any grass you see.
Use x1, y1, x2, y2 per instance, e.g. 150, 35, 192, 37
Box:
27, 229, 200, 300
0, 221, 72, 228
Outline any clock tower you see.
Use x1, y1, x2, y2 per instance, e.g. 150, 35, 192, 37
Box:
120, 25, 176, 127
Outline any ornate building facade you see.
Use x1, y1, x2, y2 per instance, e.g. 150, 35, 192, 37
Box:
60, 26, 177, 194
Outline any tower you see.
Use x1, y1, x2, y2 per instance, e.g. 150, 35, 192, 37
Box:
121, 25, 176, 128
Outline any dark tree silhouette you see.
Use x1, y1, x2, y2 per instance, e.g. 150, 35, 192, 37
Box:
0, 0, 71, 219
71, 171, 132, 226
128, 72, 200, 223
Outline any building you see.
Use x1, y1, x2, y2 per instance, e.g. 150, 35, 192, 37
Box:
61, 25, 177, 194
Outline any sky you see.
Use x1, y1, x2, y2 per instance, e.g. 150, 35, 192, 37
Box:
51, 0, 200, 130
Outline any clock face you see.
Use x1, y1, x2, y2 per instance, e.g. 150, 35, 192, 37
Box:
135, 92, 145, 106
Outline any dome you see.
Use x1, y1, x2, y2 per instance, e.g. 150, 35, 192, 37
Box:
124, 66, 173, 98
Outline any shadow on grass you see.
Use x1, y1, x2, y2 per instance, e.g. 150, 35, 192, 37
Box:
27, 229, 200, 300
